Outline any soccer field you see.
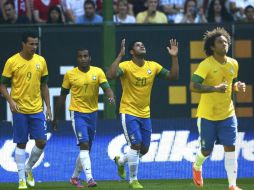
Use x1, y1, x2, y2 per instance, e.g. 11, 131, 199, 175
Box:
0, 179, 253, 190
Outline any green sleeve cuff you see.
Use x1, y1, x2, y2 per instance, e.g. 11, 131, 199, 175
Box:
116, 68, 124, 77
0, 76, 11, 86
41, 75, 48, 84
100, 82, 110, 91
233, 78, 238, 84
191, 74, 204, 83
157, 68, 169, 79
60, 87, 70, 95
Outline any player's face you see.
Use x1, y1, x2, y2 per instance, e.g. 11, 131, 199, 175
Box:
22, 37, 39, 55
213, 35, 229, 56
77, 50, 91, 68
132, 42, 146, 56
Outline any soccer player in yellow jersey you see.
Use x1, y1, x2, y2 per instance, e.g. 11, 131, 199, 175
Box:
53, 49, 115, 188
0, 32, 52, 189
107, 39, 179, 188
190, 28, 246, 190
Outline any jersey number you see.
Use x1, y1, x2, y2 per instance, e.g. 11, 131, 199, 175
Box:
83, 84, 88, 92
135, 77, 146, 87
26, 72, 32, 81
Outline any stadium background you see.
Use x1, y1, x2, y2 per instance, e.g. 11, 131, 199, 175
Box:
0, 23, 254, 182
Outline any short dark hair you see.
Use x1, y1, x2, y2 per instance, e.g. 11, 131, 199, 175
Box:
4, 0, 15, 8
245, 5, 254, 13
203, 27, 231, 56
77, 48, 90, 54
85, 0, 96, 8
21, 31, 38, 43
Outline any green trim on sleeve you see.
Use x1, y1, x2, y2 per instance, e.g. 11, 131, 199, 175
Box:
157, 68, 169, 79
191, 74, 204, 83
233, 78, 238, 84
116, 68, 124, 77
41, 75, 48, 84
60, 87, 70, 95
0, 76, 11, 86
100, 82, 110, 91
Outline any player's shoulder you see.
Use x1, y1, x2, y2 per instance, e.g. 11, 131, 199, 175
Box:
119, 60, 130, 66
90, 66, 105, 73
6, 53, 20, 63
227, 56, 238, 65
33, 54, 46, 62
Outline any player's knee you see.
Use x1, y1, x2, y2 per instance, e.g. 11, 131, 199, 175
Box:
201, 149, 212, 157
140, 147, 149, 155
131, 144, 141, 150
224, 145, 235, 152
35, 140, 46, 149
17, 143, 26, 149
80, 142, 90, 150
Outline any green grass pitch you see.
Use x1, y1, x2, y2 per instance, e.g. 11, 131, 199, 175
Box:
0, 179, 253, 190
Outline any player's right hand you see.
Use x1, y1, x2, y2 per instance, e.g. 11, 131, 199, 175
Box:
51, 119, 58, 131
215, 82, 228, 93
118, 39, 125, 58
9, 100, 19, 113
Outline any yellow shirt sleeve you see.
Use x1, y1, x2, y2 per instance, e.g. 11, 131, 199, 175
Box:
98, 68, 108, 84
2, 59, 13, 78
194, 61, 210, 79
154, 62, 163, 75
41, 57, 48, 76
62, 73, 71, 89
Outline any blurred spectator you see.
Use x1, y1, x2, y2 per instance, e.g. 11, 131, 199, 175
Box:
229, 0, 254, 21
76, 0, 102, 24
62, 0, 85, 23
136, 0, 168, 23
243, 5, 254, 22
207, 0, 233, 23
47, 5, 65, 23
1, 0, 32, 21
114, 0, 136, 23
1, 0, 30, 24
128, 0, 146, 16
160, 0, 185, 23
33, 0, 60, 23
174, 0, 207, 23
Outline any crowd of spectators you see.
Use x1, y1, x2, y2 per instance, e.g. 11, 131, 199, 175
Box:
0, 0, 253, 24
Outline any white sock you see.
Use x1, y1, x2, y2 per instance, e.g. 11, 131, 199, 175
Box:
225, 151, 237, 187
80, 150, 93, 182
26, 146, 43, 172
72, 155, 82, 178
15, 147, 26, 181
118, 154, 128, 166
194, 152, 208, 171
127, 149, 139, 182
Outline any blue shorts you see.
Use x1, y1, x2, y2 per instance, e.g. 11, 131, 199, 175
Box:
71, 111, 97, 145
12, 111, 47, 143
121, 113, 152, 148
198, 116, 238, 151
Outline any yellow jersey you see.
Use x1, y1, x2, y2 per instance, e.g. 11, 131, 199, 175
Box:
194, 56, 238, 120
62, 66, 108, 113
2, 53, 48, 114
119, 60, 163, 118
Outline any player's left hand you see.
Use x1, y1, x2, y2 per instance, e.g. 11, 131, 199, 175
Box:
167, 39, 178, 57
108, 97, 115, 105
235, 81, 246, 92
46, 108, 52, 121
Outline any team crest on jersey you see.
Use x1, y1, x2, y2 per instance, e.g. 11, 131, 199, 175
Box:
92, 75, 97, 80
36, 64, 40, 70
147, 69, 152, 75
229, 67, 234, 75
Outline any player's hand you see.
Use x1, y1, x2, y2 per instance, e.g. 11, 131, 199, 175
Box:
108, 97, 115, 105
46, 108, 52, 121
215, 82, 228, 93
118, 39, 125, 58
167, 39, 178, 57
235, 81, 246, 92
51, 119, 58, 131
9, 99, 19, 113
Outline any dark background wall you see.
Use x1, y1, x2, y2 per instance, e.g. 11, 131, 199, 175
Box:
0, 23, 253, 120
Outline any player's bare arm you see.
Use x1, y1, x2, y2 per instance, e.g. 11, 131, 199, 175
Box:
0, 83, 19, 112
52, 94, 67, 131
104, 88, 115, 105
107, 39, 125, 80
41, 82, 52, 121
166, 39, 179, 80
190, 81, 228, 93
